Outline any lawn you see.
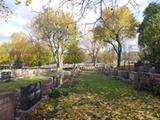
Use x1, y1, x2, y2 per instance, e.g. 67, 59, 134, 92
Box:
0, 72, 56, 92
30, 71, 160, 119
0, 70, 71, 93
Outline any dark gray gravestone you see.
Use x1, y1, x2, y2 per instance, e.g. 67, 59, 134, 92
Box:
122, 71, 130, 79
1, 72, 12, 82
155, 63, 160, 74
20, 81, 42, 111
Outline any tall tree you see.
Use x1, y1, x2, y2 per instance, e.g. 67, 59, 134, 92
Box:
32, 8, 77, 71
138, 2, 160, 65
98, 49, 116, 66
83, 38, 104, 66
86, 28, 106, 66
95, 7, 137, 67
84, 26, 105, 65
64, 43, 85, 64
22, 42, 53, 67
0, 42, 11, 64
10, 32, 28, 68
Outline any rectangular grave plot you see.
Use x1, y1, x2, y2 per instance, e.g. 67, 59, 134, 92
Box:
20, 81, 42, 111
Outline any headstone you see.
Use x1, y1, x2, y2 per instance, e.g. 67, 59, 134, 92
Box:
138, 66, 149, 73
137, 72, 152, 91
20, 82, 42, 111
41, 78, 53, 96
14, 69, 22, 78
1, 72, 12, 82
118, 70, 129, 80
155, 63, 160, 74
152, 74, 160, 95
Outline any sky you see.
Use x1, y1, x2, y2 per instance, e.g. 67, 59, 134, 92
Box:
0, 0, 159, 51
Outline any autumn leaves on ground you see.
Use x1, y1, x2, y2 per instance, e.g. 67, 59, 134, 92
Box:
29, 71, 160, 120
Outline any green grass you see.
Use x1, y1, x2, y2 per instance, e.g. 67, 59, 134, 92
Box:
30, 71, 160, 119
0, 70, 71, 93
0, 72, 56, 93
61, 71, 151, 99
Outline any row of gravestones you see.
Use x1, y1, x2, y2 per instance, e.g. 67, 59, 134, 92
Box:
0, 69, 51, 82
1, 69, 81, 120
0, 73, 65, 120
42, 63, 106, 69
98, 68, 160, 96
20, 73, 64, 111
17, 69, 82, 119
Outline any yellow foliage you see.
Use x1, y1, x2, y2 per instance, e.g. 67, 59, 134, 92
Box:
32, 100, 54, 117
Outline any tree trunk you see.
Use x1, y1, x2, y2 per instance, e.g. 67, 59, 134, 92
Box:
117, 53, 121, 68
56, 53, 63, 72
55, 44, 63, 72
92, 56, 97, 66
116, 34, 122, 68
57, 60, 63, 72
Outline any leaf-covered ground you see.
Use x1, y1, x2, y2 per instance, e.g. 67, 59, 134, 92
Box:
30, 71, 160, 120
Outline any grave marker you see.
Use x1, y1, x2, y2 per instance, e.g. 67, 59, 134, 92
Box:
1, 71, 12, 82
20, 81, 42, 111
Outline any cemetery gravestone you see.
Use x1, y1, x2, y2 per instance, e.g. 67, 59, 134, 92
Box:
14, 69, 22, 78
41, 78, 53, 96
1, 72, 12, 82
20, 81, 42, 111
137, 72, 152, 91
152, 74, 160, 96
118, 70, 129, 80
155, 63, 160, 74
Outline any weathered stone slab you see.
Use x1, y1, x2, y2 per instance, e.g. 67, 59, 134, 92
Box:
20, 82, 42, 111
118, 70, 130, 81
1, 71, 12, 82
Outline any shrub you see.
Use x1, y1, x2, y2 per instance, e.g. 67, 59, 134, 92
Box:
49, 88, 68, 98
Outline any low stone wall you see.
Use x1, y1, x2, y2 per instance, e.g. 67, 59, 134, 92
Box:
0, 69, 81, 119
98, 68, 160, 96
0, 92, 15, 120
